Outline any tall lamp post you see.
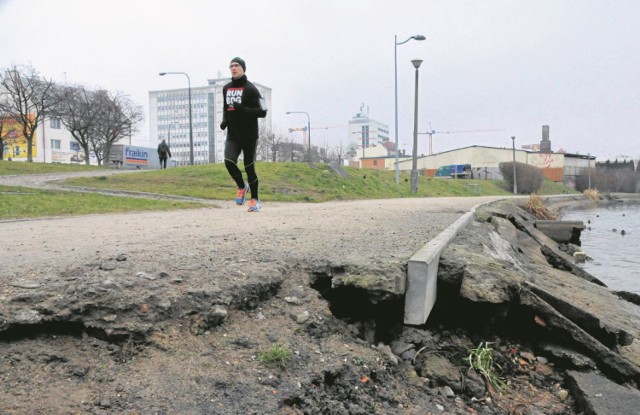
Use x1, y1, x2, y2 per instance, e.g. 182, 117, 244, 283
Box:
351, 131, 368, 161
395, 34, 426, 184
511, 136, 518, 194
410, 59, 423, 194
286, 111, 311, 163
167, 121, 179, 148
587, 153, 591, 189
159, 72, 194, 166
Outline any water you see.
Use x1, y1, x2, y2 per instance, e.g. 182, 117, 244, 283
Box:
562, 203, 640, 294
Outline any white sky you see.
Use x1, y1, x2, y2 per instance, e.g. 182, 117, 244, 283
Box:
1, 0, 639, 159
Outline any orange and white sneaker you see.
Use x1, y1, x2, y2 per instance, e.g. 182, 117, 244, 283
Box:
247, 198, 261, 212
236, 184, 249, 205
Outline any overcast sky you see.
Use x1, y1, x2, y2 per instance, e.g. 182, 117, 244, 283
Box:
1, 0, 639, 159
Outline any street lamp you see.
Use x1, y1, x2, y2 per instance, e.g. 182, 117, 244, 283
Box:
395, 34, 426, 184
167, 121, 179, 148
159, 72, 194, 166
410, 59, 423, 194
511, 136, 517, 194
587, 153, 591, 189
286, 111, 311, 163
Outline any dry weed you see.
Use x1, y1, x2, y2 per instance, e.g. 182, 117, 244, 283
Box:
583, 188, 600, 202
521, 194, 556, 220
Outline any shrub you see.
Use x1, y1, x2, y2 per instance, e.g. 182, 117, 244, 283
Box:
499, 162, 544, 194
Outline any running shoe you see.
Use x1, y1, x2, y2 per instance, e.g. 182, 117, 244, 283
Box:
247, 198, 261, 212
236, 184, 249, 205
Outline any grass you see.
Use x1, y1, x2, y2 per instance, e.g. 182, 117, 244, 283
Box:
583, 188, 600, 202
467, 342, 507, 395
520, 193, 556, 220
258, 344, 293, 369
0, 160, 579, 220
0, 185, 205, 220
59, 162, 574, 202
0, 160, 103, 175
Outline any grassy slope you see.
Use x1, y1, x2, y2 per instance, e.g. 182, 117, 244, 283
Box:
0, 161, 577, 219
61, 162, 574, 202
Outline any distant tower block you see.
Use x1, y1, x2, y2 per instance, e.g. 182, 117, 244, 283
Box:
540, 125, 552, 153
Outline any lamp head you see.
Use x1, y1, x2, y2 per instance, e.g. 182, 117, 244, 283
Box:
159, 72, 166, 76
413, 35, 426, 41
411, 59, 423, 69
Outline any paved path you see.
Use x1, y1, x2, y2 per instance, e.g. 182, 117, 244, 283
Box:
1, 170, 503, 277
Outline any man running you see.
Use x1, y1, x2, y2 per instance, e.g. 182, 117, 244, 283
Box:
220, 57, 267, 212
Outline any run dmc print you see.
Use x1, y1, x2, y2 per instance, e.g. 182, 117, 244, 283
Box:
226, 87, 243, 110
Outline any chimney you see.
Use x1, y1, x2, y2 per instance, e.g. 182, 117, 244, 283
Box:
540, 125, 552, 153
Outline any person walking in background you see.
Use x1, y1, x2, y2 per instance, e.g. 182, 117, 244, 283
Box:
157, 139, 171, 169
220, 57, 267, 212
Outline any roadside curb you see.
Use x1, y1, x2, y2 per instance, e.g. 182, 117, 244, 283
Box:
403, 202, 486, 325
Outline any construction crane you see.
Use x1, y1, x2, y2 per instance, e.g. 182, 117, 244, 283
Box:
418, 124, 506, 155
288, 125, 346, 133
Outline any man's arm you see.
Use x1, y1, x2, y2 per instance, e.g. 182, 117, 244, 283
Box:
237, 85, 267, 118
220, 85, 229, 130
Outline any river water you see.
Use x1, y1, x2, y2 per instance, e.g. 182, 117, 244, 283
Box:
561, 202, 640, 294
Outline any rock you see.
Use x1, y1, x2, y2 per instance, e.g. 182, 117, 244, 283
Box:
232, 336, 255, 349
100, 261, 117, 271
390, 340, 415, 356
415, 354, 461, 391
284, 296, 302, 305
376, 343, 398, 365
100, 279, 120, 290
289, 285, 306, 299
441, 385, 455, 398
294, 311, 310, 324
534, 362, 553, 376
539, 344, 596, 370
557, 389, 569, 400
10, 279, 41, 289
566, 370, 640, 415
573, 251, 586, 263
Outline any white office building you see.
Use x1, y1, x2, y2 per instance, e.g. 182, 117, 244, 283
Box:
149, 78, 272, 166
347, 105, 390, 152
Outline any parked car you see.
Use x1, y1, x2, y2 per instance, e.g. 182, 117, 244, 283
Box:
434, 164, 472, 179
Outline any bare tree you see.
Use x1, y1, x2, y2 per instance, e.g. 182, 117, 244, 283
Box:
0, 65, 56, 162
0, 109, 9, 160
52, 85, 101, 165
258, 129, 291, 162
93, 90, 143, 166
279, 139, 305, 162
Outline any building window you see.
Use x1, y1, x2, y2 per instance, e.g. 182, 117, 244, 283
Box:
50, 117, 61, 129
51, 139, 61, 150
70, 141, 80, 151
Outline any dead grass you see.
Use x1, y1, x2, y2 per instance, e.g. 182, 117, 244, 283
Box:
520, 193, 556, 220
583, 188, 600, 202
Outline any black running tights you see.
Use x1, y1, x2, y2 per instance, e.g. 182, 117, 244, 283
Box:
224, 139, 259, 200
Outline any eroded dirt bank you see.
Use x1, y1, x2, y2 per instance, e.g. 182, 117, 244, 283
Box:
3, 175, 638, 414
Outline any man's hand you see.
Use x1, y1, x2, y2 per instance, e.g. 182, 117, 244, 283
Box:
220, 121, 227, 130
232, 103, 245, 113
